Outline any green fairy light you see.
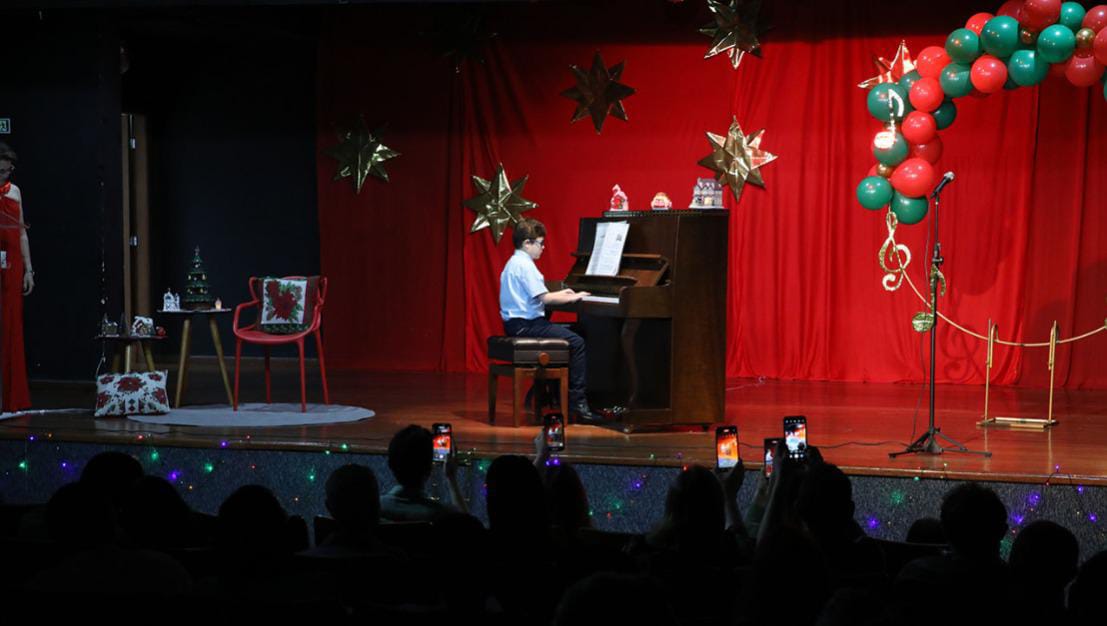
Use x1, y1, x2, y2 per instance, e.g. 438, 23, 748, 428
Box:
324, 450, 332, 456
340, 443, 349, 451
890, 490, 905, 506
17, 460, 28, 471
203, 462, 215, 473
307, 470, 317, 482
149, 450, 159, 462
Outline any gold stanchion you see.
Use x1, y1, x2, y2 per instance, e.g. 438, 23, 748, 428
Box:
979, 320, 1059, 430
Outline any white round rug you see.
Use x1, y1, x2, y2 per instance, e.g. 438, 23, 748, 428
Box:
127, 403, 374, 427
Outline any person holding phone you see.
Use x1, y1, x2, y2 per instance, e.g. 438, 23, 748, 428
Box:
380, 424, 468, 522
500, 218, 596, 421
0, 142, 32, 413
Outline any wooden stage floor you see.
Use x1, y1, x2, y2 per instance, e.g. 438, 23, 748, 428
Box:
7, 366, 1107, 485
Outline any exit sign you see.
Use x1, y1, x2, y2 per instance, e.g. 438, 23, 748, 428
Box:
0, 118, 9, 134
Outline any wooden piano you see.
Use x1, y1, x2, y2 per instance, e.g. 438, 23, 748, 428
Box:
548, 210, 727, 431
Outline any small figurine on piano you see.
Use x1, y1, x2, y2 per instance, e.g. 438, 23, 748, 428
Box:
609, 184, 628, 212
650, 192, 672, 210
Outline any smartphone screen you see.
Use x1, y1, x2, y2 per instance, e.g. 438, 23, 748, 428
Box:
432, 423, 452, 463
544, 413, 566, 451
763, 438, 781, 477
715, 426, 739, 470
783, 415, 808, 461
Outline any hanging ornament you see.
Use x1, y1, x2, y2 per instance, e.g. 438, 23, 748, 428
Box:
463, 163, 538, 243
700, 0, 766, 69
858, 40, 917, 89
324, 117, 400, 194
427, 9, 497, 74
560, 51, 636, 134
697, 116, 778, 202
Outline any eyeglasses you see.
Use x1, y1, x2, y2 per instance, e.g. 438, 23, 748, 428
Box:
528, 239, 546, 248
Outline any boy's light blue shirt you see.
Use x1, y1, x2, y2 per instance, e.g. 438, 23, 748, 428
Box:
500, 249, 548, 321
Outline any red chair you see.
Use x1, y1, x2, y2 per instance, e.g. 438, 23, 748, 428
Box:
232, 276, 329, 412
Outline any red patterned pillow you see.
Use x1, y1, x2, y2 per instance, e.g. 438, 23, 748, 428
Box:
259, 276, 318, 334
94, 371, 171, 417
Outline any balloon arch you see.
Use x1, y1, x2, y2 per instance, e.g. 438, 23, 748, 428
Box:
854, 0, 1107, 346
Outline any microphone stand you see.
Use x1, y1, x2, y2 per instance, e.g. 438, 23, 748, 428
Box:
890, 181, 991, 459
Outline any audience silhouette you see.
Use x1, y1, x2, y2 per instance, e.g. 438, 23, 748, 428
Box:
1, 437, 1102, 625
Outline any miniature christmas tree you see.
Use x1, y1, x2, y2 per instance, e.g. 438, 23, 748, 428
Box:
183, 246, 216, 310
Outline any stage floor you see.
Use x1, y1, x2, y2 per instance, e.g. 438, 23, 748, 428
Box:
6, 366, 1107, 485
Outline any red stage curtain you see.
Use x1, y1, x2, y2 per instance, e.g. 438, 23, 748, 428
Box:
317, 1, 1107, 389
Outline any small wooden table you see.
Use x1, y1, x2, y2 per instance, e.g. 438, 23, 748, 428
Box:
158, 309, 234, 408
95, 334, 165, 373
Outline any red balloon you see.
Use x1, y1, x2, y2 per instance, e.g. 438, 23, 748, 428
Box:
890, 158, 937, 198
910, 136, 944, 164
1094, 28, 1107, 65
997, 0, 1024, 19
966, 12, 994, 35
970, 55, 1009, 93
1024, 0, 1061, 24
1084, 5, 1107, 32
1065, 54, 1106, 85
901, 111, 937, 144
909, 77, 944, 112
916, 46, 952, 79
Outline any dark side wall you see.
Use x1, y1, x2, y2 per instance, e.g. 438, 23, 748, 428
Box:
2, 6, 320, 382
120, 9, 320, 361
2, 11, 124, 380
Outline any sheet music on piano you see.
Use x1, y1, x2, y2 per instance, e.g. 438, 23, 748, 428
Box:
584, 221, 629, 277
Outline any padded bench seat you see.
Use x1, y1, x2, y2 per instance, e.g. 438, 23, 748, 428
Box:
488, 336, 570, 427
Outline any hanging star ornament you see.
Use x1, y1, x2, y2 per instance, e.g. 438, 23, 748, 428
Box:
700, 0, 765, 69
324, 117, 400, 194
427, 9, 497, 74
463, 163, 538, 243
857, 40, 916, 89
697, 116, 778, 202
560, 51, 636, 134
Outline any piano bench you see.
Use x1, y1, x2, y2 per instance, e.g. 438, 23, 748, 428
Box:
487, 337, 570, 428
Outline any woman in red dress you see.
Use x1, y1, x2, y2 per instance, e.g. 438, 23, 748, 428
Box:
0, 142, 32, 412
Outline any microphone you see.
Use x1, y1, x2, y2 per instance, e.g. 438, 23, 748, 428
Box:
930, 171, 955, 198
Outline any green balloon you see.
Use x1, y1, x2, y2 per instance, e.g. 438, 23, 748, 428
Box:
892, 193, 929, 225
1037, 25, 1076, 64
940, 62, 973, 98
866, 83, 908, 122
873, 132, 909, 166
1008, 49, 1050, 86
898, 70, 921, 92
857, 176, 894, 210
933, 100, 957, 130
981, 16, 1020, 58
1060, 2, 1086, 32
946, 28, 982, 64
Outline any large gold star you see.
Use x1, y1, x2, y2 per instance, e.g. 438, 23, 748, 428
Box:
700, 0, 765, 70
697, 117, 778, 202
324, 117, 400, 194
857, 40, 916, 89
463, 164, 538, 243
560, 51, 636, 134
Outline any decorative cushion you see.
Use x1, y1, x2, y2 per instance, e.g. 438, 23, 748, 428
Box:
95, 371, 171, 417
259, 276, 318, 334
488, 336, 571, 365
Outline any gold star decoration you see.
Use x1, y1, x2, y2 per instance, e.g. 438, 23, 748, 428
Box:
700, 0, 765, 70
560, 51, 636, 134
857, 40, 916, 89
324, 117, 400, 194
427, 9, 497, 74
463, 163, 538, 243
697, 116, 778, 202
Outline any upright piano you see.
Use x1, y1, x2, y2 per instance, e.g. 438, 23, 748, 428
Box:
549, 210, 727, 430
